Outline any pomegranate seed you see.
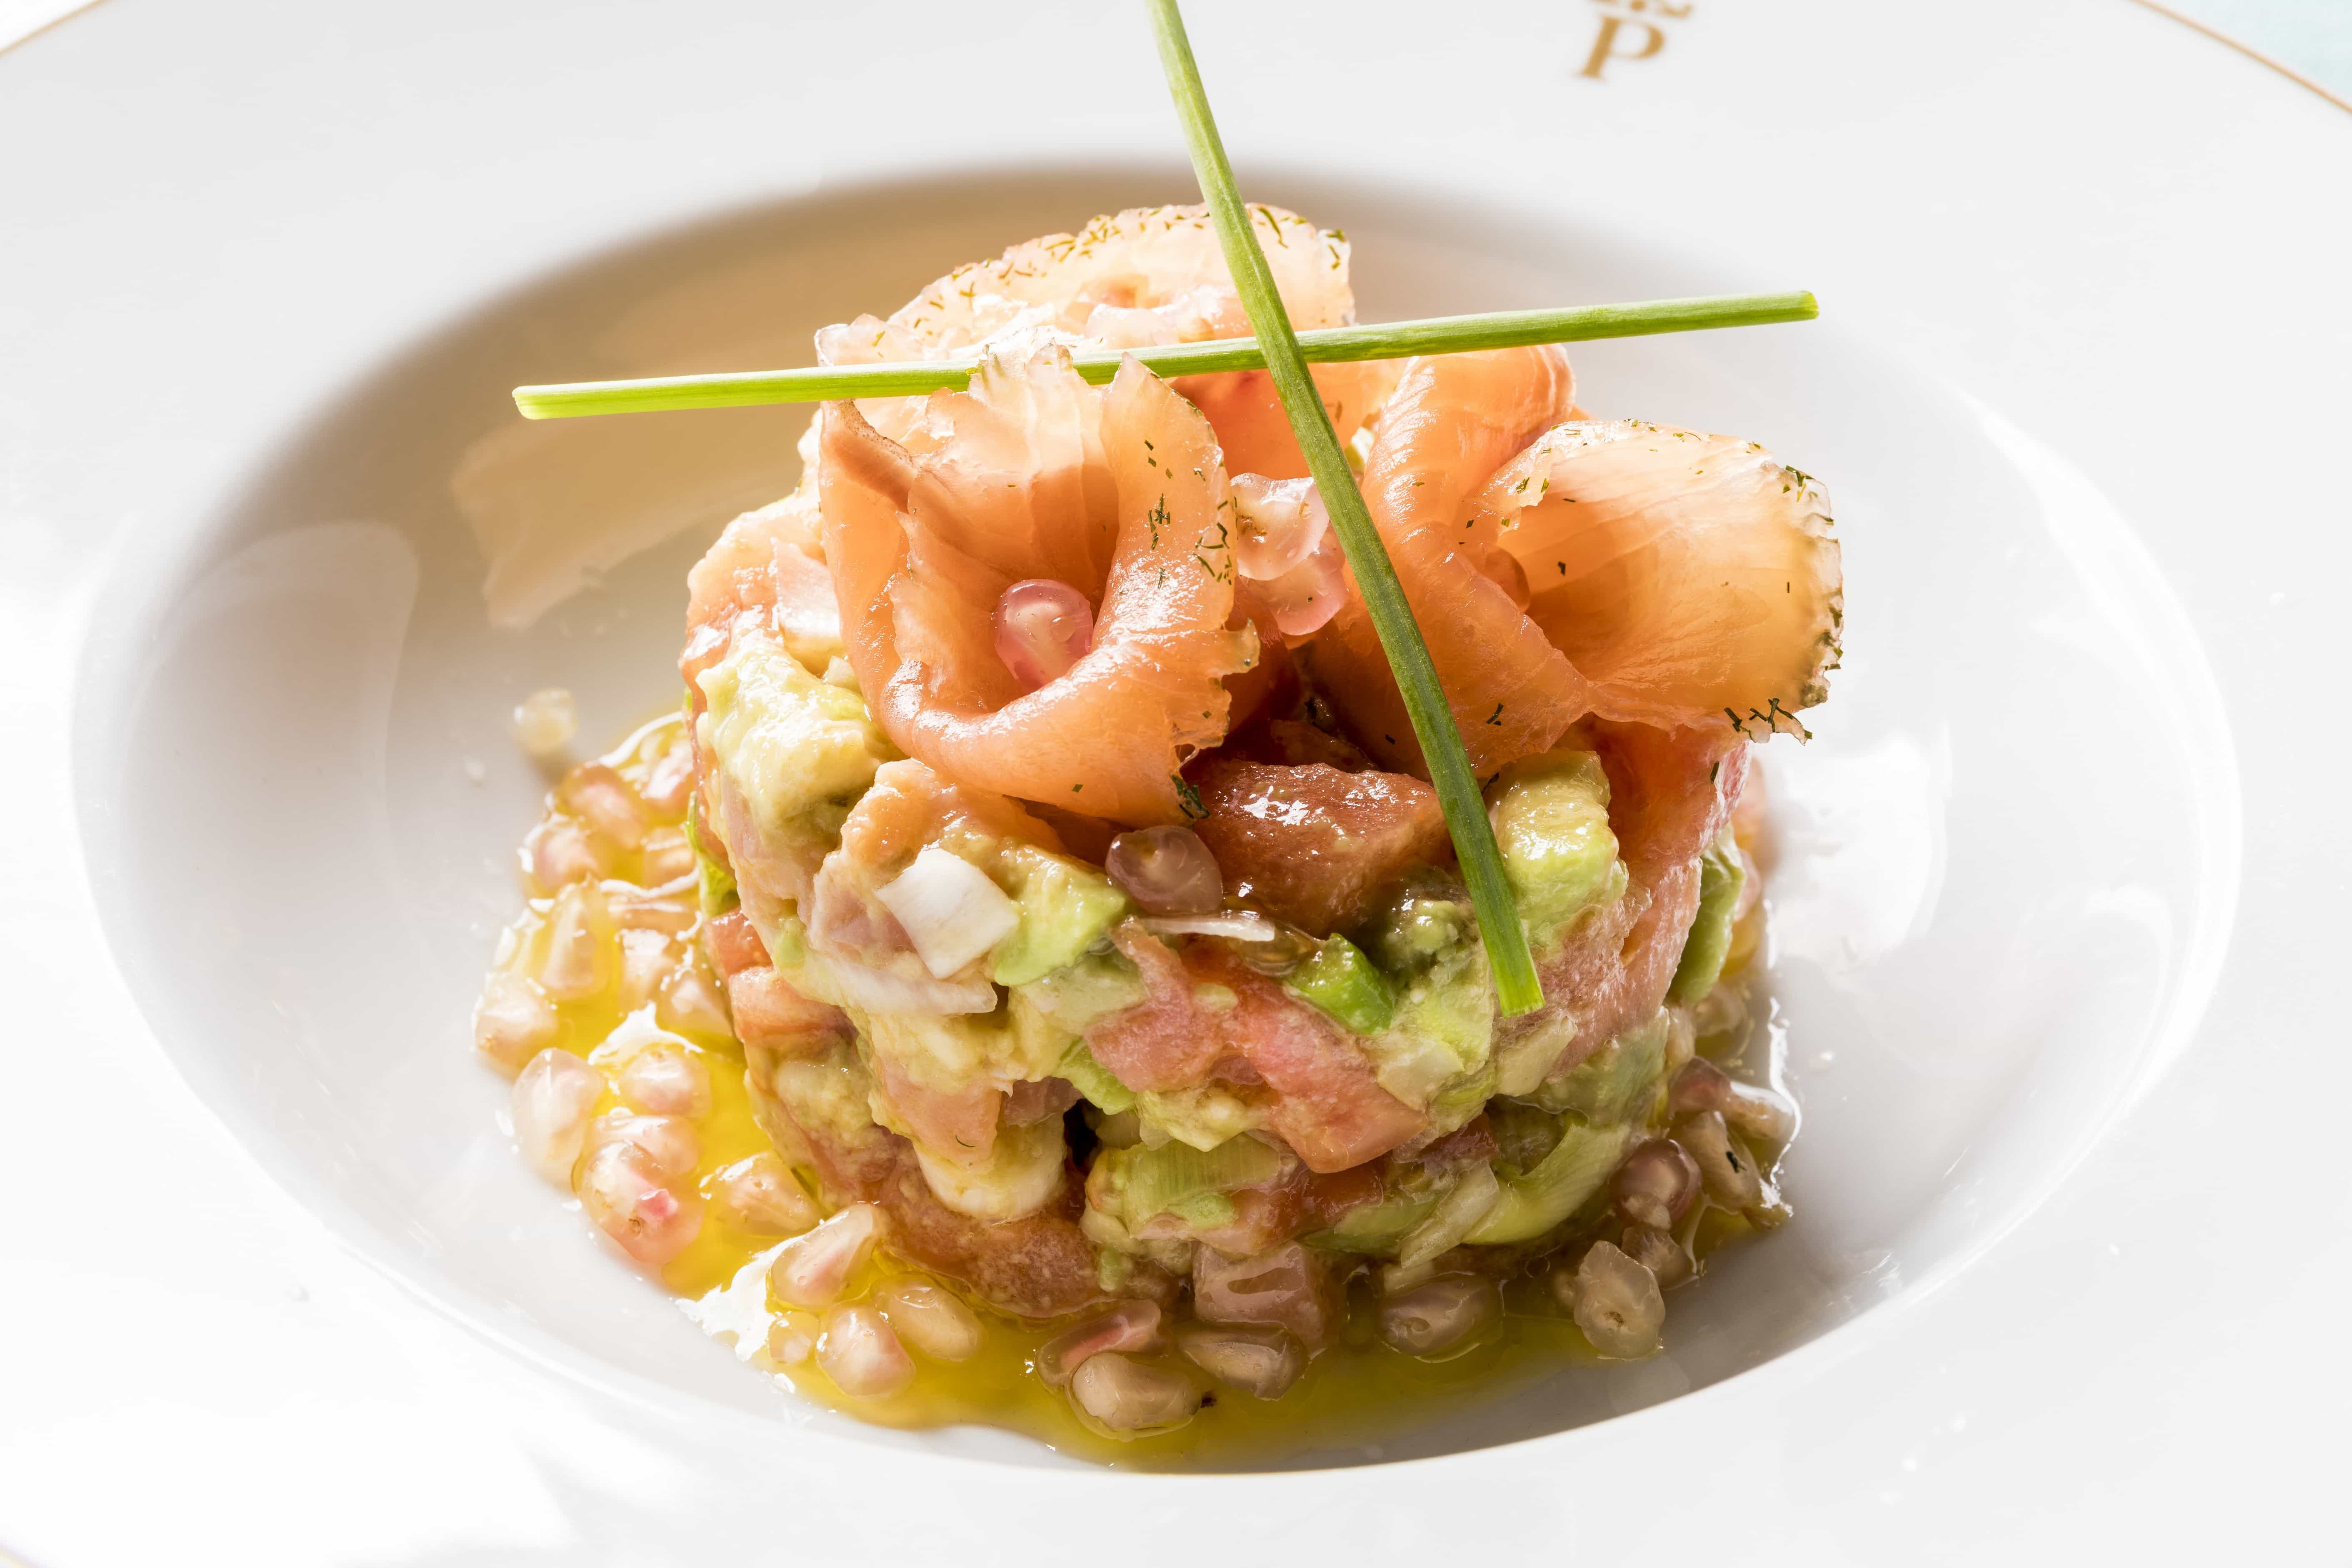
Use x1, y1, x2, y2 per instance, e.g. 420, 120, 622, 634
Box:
817, 1305, 916, 1398
1069, 1353, 1199, 1433
640, 737, 696, 816
526, 815, 611, 891
1037, 1300, 1162, 1387
511, 688, 575, 757
768, 1203, 882, 1309
577, 1140, 703, 1267
1228, 473, 1328, 580
1254, 532, 1346, 640
710, 1153, 820, 1238
875, 1280, 985, 1363
1378, 1275, 1499, 1358
1176, 1323, 1304, 1399
474, 972, 558, 1075
511, 1048, 603, 1185
1104, 826, 1224, 915
1612, 1138, 1702, 1230
1676, 1110, 1764, 1209
1570, 1240, 1664, 1358
585, 1112, 700, 1180
558, 762, 649, 850
992, 578, 1094, 690
615, 1042, 711, 1118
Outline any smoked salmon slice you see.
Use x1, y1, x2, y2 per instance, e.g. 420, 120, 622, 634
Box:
682, 491, 843, 679
814, 203, 1394, 479
1307, 368, 1842, 777
1301, 347, 1595, 777
1476, 421, 1842, 740
821, 350, 1254, 826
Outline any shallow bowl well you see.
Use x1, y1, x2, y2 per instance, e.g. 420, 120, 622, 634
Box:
71, 165, 2233, 1469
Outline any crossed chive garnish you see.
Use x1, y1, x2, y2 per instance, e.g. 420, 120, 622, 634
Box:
507, 0, 1819, 1018
510, 294, 1814, 419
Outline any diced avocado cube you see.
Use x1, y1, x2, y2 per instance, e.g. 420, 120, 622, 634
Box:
696, 633, 891, 840
1362, 880, 1471, 976
990, 846, 1131, 988
1531, 1009, 1671, 1125
1058, 1041, 1137, 1115
1286, 935, 1396, 1035
1668, 830, 1746, 1004
1306, 1192, 1441, 1258
1093, 1137, 1286, 1233
685, 795, 737, 918
1488, 749, 1626, 940
1464, 1115, 1631, 1245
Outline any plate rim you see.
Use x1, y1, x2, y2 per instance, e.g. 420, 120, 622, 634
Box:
3, 0, 2348, 1557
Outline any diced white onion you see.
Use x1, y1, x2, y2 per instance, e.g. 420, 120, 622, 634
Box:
813, 955, 1000, 1018
874, 846, 1020, 979
1138, 911, 1281, 943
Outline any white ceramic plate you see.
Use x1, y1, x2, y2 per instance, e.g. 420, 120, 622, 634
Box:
4, 1, 2347, 1562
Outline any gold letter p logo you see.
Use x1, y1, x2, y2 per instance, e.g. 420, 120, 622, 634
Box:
1580, 13, 1665, 80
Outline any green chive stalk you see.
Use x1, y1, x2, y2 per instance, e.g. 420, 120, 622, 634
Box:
1144, 0, 1548, 1015
509, 293, 1814, 419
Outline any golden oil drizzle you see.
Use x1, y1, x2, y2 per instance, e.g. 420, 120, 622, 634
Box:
490, 712, 1787, 1466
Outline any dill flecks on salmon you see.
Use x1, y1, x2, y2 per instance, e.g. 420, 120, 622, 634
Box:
473, 203, 1842, 1449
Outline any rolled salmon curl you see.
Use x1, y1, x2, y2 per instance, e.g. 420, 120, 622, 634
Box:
683, 490, 844, 683
825, 205, 1354, 357
820, 349, 1256, 826
1301, 347, 1595, 778
1474, 421, 1842, 740
812, 204, 1392, 474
